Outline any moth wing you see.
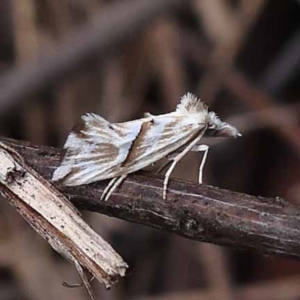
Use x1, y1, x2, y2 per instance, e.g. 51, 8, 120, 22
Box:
123, 113, 206, 173
52, 113, 143, 185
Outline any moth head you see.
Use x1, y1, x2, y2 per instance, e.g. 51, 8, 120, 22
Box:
205, 111, 241, 138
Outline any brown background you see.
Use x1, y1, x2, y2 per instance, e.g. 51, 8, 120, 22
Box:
0, 0, 300, 299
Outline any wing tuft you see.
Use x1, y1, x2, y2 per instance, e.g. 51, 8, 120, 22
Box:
176, 92, 207, 115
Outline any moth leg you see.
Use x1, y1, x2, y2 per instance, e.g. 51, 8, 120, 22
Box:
104, 175, 127, 201
191, 144, 209, 184
163, 137, 203, 199
156, 154, 177, 174
156, 161, 170, 174
101, 177, 118, 200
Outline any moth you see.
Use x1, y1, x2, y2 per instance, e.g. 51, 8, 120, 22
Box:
52, 93, 241, 200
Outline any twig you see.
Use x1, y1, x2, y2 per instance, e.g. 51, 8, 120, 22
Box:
0, 0, 185, 115
2, 136, 300, 260
258, 27, 300, 94
226, 71, 300, 155
0, 141, 127, 295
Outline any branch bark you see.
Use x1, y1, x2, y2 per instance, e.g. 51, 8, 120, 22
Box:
2, 136, 300, 260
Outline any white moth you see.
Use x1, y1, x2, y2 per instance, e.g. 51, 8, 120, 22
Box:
52, 93, 241, 200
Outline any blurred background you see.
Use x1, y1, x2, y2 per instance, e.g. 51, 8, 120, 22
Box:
0, 0, 300, 299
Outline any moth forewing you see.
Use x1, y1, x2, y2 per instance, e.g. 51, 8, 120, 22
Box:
0, 143, 128, 293
52, 114, 145, 185
54, 114, 205, 178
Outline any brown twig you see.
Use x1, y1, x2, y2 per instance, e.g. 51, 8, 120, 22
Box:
2, 136, 300, 260
0, 0, 185, 114
194, 0, 266, 104
226, 71, 300, 155
0, 141, 127, 295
